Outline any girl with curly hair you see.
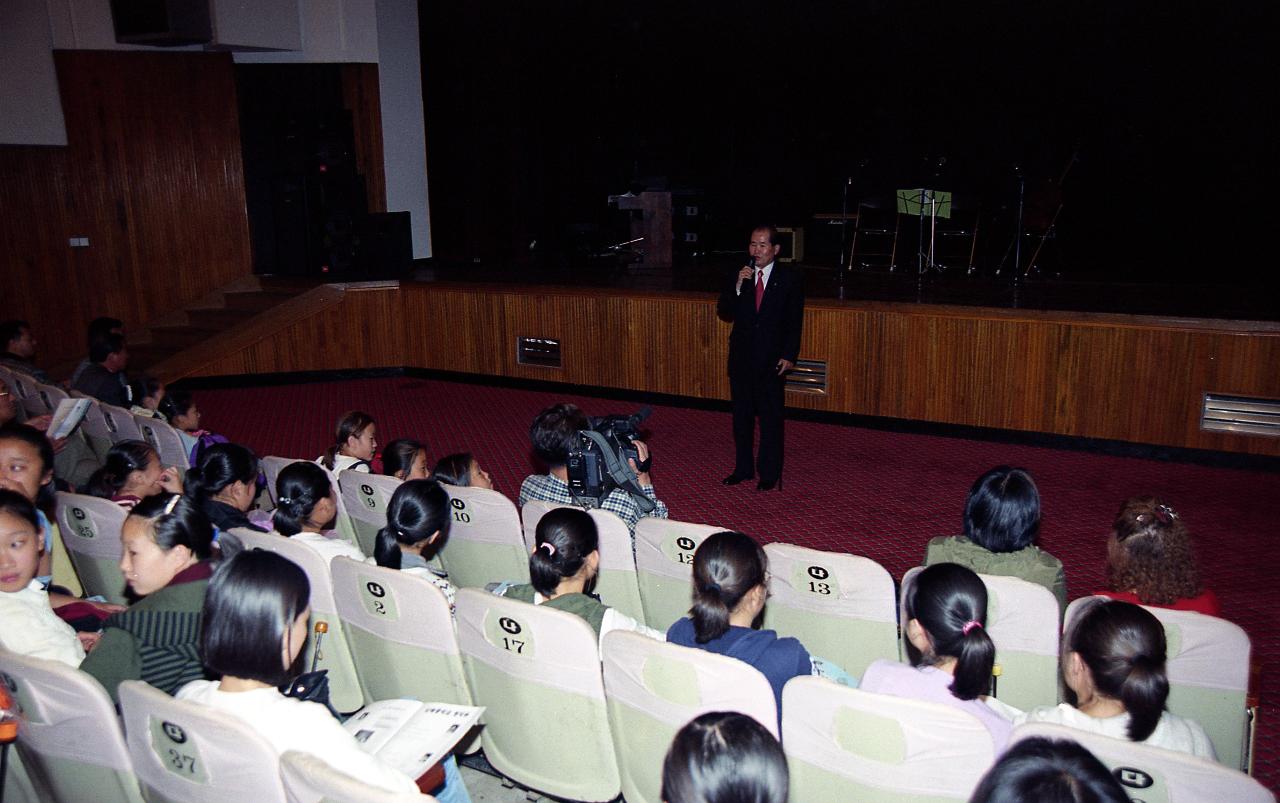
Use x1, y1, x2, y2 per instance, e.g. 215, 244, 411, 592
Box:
1096, 497, 1219, 616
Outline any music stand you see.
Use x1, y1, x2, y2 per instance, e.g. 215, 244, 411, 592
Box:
897, 188, 952, 274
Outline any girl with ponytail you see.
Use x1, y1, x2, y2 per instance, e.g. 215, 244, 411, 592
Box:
373, 479, 457, 610
184, 442, 267, 535
1018, 598, 1215, 758
496, 507, 661, 646
318, 411, 377, 474
861, 562, 1013, 749
271, 461, 367, 565
86, 440, 181, 509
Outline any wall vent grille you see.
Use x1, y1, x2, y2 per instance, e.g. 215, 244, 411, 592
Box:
1201, 393, 1280, 437
785, 359, 827, 394
517, 337, 562, 368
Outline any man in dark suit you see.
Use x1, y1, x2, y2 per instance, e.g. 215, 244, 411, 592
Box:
718, 225, 805, 491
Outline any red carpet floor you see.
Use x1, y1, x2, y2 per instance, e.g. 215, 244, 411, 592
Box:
194, 375, 1279, 789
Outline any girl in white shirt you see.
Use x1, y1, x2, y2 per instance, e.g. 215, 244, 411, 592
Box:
318, 411, 377, 475
0, 489, 84, 666
372, 478, 456, 611
272, 461, 367, 564
1017, 598, 1215, 759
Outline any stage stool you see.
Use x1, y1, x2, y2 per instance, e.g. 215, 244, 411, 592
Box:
455, 588, 621, 802
633, 518, 724, 633
0, 650, 144, 803
601, 630, 778, 803
848, 199, 900, 270
280, 751, 439, 803
762, 543, 899, 679
1064, 595, 1253, 771
782, 676, 997, 801
1009, 722, 1274, 802
133, 413, 190, 470
434, 483, 529, 590
337, 470, 402, 557
901, 567, 1060, 712
226, 528, 365, 714
119, 680, 288, 803
54, 491, 129, 605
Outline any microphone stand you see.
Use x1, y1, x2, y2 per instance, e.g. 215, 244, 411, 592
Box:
838, 175, 851, 273
1012, 164, 1025, 280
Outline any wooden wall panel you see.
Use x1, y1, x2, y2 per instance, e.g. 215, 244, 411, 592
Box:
0, 51, 253, 366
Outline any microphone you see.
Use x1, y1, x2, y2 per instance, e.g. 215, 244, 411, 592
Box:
740, 256, 757, 294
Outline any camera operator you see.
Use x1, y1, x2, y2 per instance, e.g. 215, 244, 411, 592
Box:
519, 402, 669, 537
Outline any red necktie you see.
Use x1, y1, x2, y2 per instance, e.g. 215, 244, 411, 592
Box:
754, 269, 764, 311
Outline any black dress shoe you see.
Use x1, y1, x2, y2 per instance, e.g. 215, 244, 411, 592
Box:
757, 478, 781, 491
722, 473, 752, 485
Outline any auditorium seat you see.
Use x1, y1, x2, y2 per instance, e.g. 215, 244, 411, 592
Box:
0, 650, 144, 803
119, 679, 288, 803
762, 543, 899, 679
434, 483, 529, 590
99, 402, 144, 444
633, 518, 724, 632
77, 396, 116, 461
601, 630, 778, 803
337, 470, 402, 556
54, 491, 129, 605
261, 458, 362, 552
455, 588, 621, 801
901, 567, 1060, 711
279, 751, 439, 803
1009, 722, 1274, 802
782, 676, 997, 801
1064, 595, 1254, 770
133, 413, 190, 470
261, 455, 297, 507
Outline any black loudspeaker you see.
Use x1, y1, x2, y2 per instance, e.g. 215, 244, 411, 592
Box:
109, 0, 212, 46
354, 212, 413, 278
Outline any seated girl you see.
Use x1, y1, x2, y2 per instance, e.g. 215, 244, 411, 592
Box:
158, 389, 226, 466
497, 507, 662, 646
666, 531, 813, 714
432, 452, 494, 490
318, 411, 377, 474
373, 479, 456, 610
860, 562, 1013, 750
185, 442, 267, 536
381, 438, 430, 481
129, 376, 165, 419
1097, 497, 1219, 615
925, 466, 1066, 611
177, 550, 471, 801
1017, 598, 1215, 759
273, 461, 367, 564
86, 440, 182, 510
662, 711, 789, 803
0, 423, 58, 585
0, 489, 85, 666
80, 494, 215, 705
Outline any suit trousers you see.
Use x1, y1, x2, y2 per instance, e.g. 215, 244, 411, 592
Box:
731, 368, 785, 481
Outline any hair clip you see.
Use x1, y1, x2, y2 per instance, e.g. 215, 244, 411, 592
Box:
538, 542, 556, 556
163, 494, 181, 515
278, 496, 291, 505
1155, 504, 1178, 522
962, 620, 983, 635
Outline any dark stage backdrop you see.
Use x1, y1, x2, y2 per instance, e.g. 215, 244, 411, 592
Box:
420, 1, 1277, 288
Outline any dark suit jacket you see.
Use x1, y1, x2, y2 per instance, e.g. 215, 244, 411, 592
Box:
717, 262, 805, 377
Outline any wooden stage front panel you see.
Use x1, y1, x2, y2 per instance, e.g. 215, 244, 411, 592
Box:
194, 282, 1280, 457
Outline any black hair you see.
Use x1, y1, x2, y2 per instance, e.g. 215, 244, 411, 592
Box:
0, 320, 29, 350
434, 452, 483, 487
0, 487, 40, 533
0, 423, 56, 510
321, 410, 375, 470
689, 531, 767, 644
185, 442, 259, 504
373, 479, 451, 570
529, 403, 589, 467
751, 224, 781, 247
528, 507, 598, 596
89, 331, 126, 364
963, 466, 1041, 553
201, 549, 310, 686
130, 375, 164, 404
272, 461, 334, 536
381, 438, 426, 480
86, 440, 158, 500
86, 317, 123, 342
904, 562, 996, 701
661, 711, 789, 803
1066, 599, 1169, 742
970, 736, 1128, 803
128, 493, 215, 562
157, 388, 195, 424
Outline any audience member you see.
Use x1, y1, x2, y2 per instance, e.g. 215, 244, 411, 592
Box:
496, 507, 661, 645
0, 489, 85, 666
319, 411, 377, 474
71, 330, 132, 408
80, 493, 215, 705
185, 442, 267, 535
177, 550, 470, 800
432, 451, 493, 490
519, 402, 668, 535
667, 531, 811, 714
1097, 497, 1219, 615
861, 562, 1013, 750
373, 478, 456, 609
969, 736, 1128, 803
273, 460, 367, 563
925, 466, 1066, 610
1017, 598, 1215, 759
86, 440, 181, 509
69, 317, 124, 388
382, 438, 429, 481
0, 422, 58, 584
130, 375, 166, 419
0, 320, 49, 383
158, 388, 227, 465
661, 711, 789, 803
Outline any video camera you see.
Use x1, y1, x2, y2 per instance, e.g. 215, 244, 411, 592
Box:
565, 407, 655, 512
